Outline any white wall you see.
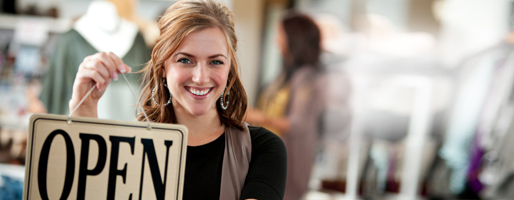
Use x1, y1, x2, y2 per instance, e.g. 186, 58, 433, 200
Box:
232, 0, 265, 105
296, 0, 353, 30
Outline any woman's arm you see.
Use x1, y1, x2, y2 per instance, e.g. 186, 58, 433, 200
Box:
240, 127, 287, 200
245, 108, 290, 134
69, 52, 131, 117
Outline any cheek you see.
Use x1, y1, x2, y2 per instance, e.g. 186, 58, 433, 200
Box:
217, 67, 231, 87
166, 67, 188, 88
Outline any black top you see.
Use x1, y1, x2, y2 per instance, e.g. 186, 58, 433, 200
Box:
183, 126, 287, 200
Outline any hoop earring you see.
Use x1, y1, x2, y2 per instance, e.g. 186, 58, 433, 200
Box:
220, 88, 230, 110
152, 78, 171, 106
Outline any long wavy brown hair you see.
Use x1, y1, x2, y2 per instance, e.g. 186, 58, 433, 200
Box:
137, 0, 248, 130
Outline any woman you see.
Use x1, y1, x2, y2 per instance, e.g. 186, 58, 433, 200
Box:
69, 0, 286, 199
246, 11, 327, 200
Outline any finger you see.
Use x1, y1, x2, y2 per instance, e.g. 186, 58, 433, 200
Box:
82, 68, 107, 91
100, 53, 119, 80
92, 52, 118, 80
83, 61, 111, 82
93, 73, 106, 91
106, 52, 127, 74
123, 64, 132, 73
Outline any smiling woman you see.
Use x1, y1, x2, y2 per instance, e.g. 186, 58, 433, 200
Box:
68, 0, 286, 199
164, 28, 230, 118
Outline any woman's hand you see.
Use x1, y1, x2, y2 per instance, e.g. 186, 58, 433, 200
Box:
69, 52, 131, 118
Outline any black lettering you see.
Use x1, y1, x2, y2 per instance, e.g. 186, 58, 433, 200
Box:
77, 133, 107, 200
138, 139, 173, 200
107, 136, 135, 199
37, 129, 75, 200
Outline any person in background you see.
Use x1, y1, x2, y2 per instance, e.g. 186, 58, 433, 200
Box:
246, 10, 327, 200
69, 0, 287, 199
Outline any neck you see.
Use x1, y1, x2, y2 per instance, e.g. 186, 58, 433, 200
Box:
172, 100, 224, 146
83, 1, 121, 33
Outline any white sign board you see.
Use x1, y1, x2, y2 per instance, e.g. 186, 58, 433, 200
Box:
23, 114, 188, 200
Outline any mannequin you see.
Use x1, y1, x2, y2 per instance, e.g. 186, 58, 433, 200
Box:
76, 0, 143, 121
107, 0, 160, 47
74, 0, 138, 58
39, 0, 150, 120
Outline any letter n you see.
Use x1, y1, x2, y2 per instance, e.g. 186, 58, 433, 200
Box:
138, 139, 173, 200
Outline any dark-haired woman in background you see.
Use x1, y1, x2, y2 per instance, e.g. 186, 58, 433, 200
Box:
246, 11, 327, 199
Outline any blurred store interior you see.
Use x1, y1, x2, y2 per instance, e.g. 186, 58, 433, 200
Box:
1, 0, 514, 199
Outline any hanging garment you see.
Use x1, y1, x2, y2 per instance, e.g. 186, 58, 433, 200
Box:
483, 114, 514, 198
439, 44, 510, 194
40, 29, 149, 120
479, 44, 514, 199
466, 44, 514, 195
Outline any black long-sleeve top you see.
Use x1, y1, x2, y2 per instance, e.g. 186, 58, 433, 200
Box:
183, 126, 287, 200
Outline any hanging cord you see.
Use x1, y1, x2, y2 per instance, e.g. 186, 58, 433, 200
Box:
68, 73, 152, 130
121, 73, 152, 130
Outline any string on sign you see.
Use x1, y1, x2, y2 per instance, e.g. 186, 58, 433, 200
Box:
68, 72, 152, 130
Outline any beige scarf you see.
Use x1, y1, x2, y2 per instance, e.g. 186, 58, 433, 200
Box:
220, 123, 252, 200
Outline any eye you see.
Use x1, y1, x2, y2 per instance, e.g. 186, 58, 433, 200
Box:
177, 58, 192, 64
210, 60, 224, 65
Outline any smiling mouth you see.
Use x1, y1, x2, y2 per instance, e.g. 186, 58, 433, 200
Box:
185, 86, 213, 96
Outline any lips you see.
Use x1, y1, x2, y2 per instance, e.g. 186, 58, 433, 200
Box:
185, 86, 213, 97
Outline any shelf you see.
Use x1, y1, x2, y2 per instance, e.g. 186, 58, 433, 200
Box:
0, 14, 72, 33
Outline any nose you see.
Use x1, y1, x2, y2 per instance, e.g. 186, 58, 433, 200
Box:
192, 64, 209, 85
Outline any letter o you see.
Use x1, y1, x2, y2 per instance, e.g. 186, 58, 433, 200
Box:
37, 129, 75, 200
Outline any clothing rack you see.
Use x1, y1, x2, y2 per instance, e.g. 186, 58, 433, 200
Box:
342, 73, 435, 200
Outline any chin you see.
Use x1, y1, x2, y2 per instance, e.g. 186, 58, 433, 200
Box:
187, 106, 211, 116
190, 110, 208, 116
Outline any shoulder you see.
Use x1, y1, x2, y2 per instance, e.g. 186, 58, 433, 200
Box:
293, 66, 316, 78
248, 126, 286, 157
52, 29, 91, 55
61, 29, 86, 42
53, 29, 79, 46
291, 66, 324, 85
241, 126, 287, 199
249, 126, 283, 145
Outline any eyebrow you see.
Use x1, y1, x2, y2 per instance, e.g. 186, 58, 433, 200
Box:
174, 52, 228, 59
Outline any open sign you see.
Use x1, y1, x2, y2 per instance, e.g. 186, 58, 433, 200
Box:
23, 114, 188, 200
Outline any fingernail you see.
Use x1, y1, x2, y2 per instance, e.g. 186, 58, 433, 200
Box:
119, 64, 126, 73
98, 84, 102, 91
112, 72, 118, 81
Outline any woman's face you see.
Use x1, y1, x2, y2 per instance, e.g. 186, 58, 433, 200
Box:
276, 25, 288, 58
164, 27, 230, 117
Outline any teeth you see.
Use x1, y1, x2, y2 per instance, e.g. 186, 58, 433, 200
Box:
188, 88, 210, 95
